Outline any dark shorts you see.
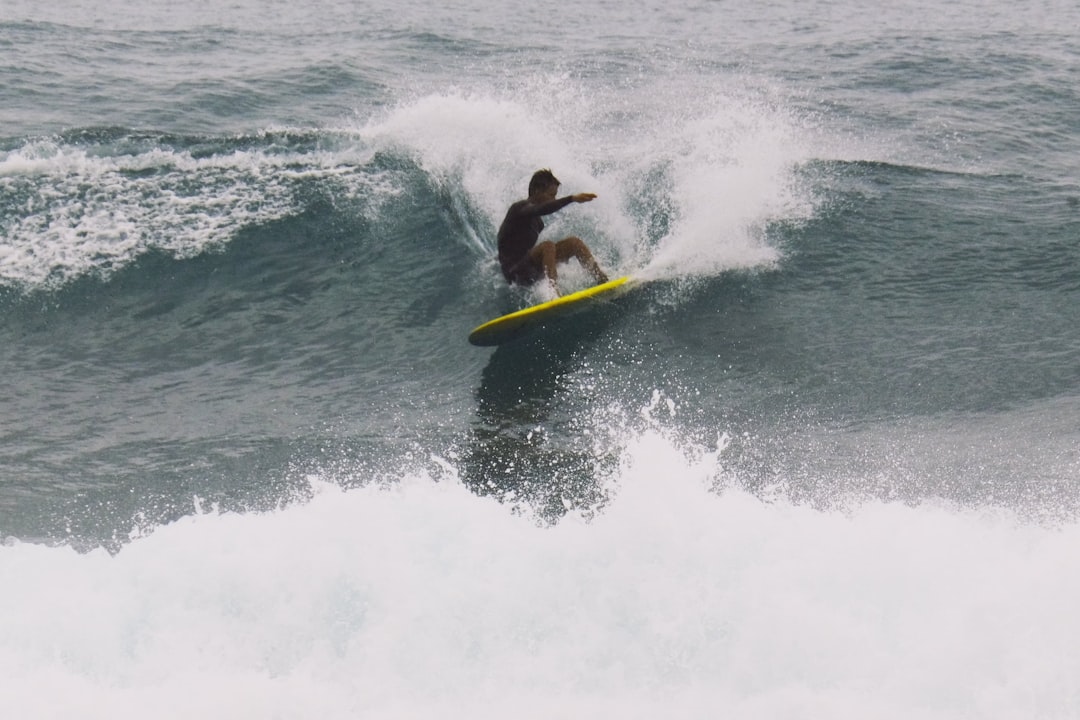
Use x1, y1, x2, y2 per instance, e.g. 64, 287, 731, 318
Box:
502, 257, 544, 286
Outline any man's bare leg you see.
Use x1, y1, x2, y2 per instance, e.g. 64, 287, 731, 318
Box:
528, 237, 609, 295
556, 236, 609, 284
529, 240, 560, 289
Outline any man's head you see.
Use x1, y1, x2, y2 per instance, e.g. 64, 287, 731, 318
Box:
528, 169, 560, 198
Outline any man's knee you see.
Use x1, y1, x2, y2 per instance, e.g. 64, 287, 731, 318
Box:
557, 236, 588, 258
530, 240, 555, 260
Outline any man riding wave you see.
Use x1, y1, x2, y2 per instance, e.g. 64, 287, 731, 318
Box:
497, 169, 609, 295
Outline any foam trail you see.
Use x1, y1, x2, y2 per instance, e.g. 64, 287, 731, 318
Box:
0, 134, 386, 290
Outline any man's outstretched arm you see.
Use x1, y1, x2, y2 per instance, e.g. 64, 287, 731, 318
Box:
526, 193, 597, 217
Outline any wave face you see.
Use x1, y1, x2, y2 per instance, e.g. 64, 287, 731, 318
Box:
2, 0, 1080, 716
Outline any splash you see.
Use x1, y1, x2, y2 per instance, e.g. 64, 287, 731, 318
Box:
2, 409, 1078, 719
637, 94, 814, 279
354, 77, 820, 286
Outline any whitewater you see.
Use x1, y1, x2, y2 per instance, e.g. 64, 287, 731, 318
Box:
5, 424, 1079, 718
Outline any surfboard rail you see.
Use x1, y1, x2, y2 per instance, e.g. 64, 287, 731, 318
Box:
468, 275, 636, 346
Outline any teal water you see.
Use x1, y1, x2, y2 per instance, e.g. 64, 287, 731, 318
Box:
2, 1, 1079, 716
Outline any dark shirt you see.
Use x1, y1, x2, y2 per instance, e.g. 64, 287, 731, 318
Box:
496, 196, 575, 280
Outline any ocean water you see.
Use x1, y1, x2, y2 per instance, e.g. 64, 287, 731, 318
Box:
2, 0, 1079, 716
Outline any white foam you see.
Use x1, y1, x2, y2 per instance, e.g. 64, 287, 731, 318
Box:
0, 136, 388, 290
2, 411, 1077, 719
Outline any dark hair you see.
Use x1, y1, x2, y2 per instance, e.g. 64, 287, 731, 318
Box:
528, 168, 560, 196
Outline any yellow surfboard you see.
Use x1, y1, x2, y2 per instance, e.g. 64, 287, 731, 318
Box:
468, 276, 637, 346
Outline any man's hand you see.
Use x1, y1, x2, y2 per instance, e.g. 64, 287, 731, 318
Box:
572, 193, 597, 203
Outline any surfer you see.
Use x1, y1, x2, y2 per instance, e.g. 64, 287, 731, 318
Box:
497, 169, 609, 294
